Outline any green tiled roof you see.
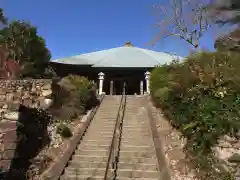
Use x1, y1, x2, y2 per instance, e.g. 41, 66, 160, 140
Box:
52, 42, 182, 68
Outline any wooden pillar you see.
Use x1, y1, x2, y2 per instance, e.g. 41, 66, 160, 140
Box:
110, 80, 114, 95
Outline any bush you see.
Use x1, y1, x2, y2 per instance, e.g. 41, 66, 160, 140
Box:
66, 75, 94, 105
56, 123, 72, 138
65, 75, 98, 109
55, 75, 99, 121
150, 51, 240, 179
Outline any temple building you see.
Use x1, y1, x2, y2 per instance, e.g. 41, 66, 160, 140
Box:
50, 42, 180, 95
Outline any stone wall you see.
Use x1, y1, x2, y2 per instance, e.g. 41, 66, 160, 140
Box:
213, 135, 240, 178
0, 79, 54, 172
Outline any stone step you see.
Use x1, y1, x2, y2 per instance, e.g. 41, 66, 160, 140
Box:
79, 142, 110, 146
118, 157, 158, 165
60, 175, 159, 180
88, 124, 115, 127
122, 125, 148, 128
121, 133, 151, 137
77, 144, 110, 150
92, 118, 117, 121
68, 160, 158, 171
119, 152, 156, 158
121, 136, 151, 140
64, 167, 114, 176
64, 167, 159, 179
93, 113, 118, 116
121, 132, 150, 135
123, 124, 147, 127
120, 141, 153, 146
88, 122, 116, 126
84, 131, 114, 136
121, 136, 152, 140
122, 129, 150, 132
123, 121, 146, 124
60, 175, 113, 180
117, 169, 159, 178
86, 128, 114, 133
119, 150, 155, 156
75, 149, 109, 156
121, 135, 152, 138
82, 133, 113, 138
71, 155, 109, 161
120, 145, 154, 151
83, 135, 113, 139
86, 127, 114, 131
86, 131, 113, 134
82, 139, 112, 144
117, 162, 158, 170
83, 135, 113, 140
68, 160, 107, 168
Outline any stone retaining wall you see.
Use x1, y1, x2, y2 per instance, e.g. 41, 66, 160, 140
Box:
0, 79, 55, 171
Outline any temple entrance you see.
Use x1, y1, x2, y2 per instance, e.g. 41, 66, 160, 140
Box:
112, 79, 124, 95
104, 77, 143, 95
102, 69, 147, 95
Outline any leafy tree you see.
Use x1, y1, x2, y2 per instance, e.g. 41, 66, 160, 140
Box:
0, 20, 52, 78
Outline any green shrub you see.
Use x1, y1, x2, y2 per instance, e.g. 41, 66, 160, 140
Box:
55, 75, 99, 121
56, 123, 72, 138
153, 87, 170, 106
150, 51, 240, 179
66, 75, 97, 108
150, 64, 171, 93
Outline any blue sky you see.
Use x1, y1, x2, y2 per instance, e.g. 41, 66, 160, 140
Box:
2, 0, 218, 59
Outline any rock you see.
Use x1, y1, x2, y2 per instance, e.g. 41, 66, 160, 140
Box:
7, 102, 20, 111
218, 140, 232, 148
42, 90, 52, 97
22, 94, 30, 100
22, 99, 33, 107
2, 104, 8, 109
0, 89, 6, 95
223, 135, 237, 143
4, 112, 19, 121
235, 142, 240, 149
39, 98, 53, 110
214, 146, 236, 160
228, 153, 240, 163
41, 83, 51, 90
6, 93, 14, 102
0, 95, 6, 101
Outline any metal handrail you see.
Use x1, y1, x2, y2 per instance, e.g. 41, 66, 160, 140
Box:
103, 82, 126, 180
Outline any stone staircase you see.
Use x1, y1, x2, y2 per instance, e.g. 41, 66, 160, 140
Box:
60, 95, 122, 180
115, 95, 160, 179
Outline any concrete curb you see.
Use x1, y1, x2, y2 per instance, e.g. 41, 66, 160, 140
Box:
41, 95, 105, 180
147, 97, 171, 180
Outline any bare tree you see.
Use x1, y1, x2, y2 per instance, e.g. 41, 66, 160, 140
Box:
0, 8, 7, 25
207, 0, 240, 25
152, 0, 213, 49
